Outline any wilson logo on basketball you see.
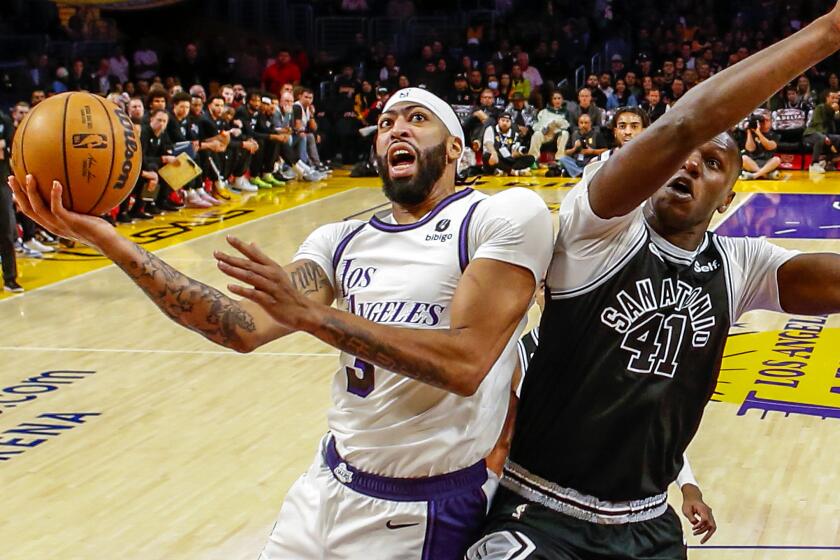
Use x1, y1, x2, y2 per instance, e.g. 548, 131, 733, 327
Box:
71, 133, 109, 149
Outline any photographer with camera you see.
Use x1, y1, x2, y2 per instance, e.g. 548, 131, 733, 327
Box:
554, 113, 607, 177
741, 113, 782, 180
482, 112, 536, 176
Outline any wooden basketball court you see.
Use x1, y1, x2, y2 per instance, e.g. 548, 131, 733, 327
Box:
1, 171, 837, 559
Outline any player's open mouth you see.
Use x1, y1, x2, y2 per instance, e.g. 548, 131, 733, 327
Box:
387, 143, 418, 178
666, 177, 694, 200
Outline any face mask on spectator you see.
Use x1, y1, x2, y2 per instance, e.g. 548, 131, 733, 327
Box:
488, 80, 499, 89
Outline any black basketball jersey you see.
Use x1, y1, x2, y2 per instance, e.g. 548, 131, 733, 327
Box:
510, 228, 732, 502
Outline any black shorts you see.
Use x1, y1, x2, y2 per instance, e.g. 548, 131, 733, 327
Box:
466, 486, 687, 560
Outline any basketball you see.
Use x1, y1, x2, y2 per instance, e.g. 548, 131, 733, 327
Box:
10, 91, 141, 216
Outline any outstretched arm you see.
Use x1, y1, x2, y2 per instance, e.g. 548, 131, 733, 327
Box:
777, 253, 840, 315
590, 4, 840, 218
8, 176, 334, 352
216, 239, 537, 397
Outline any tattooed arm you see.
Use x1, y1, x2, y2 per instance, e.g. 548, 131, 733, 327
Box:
217, 239, 536, 396
7, 176, 335, 352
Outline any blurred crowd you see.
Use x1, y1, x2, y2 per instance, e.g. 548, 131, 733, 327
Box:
3, 0, 840, 293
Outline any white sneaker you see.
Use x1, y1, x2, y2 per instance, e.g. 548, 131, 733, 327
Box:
198, 189, 223, 206
185, 190, 212, 208
302, 170, 327, 182
768, 170, 781, 180
809, 162, 826, 174
24, 238, 54, 253
15, 240, 42, 258
232, 176, 258, 192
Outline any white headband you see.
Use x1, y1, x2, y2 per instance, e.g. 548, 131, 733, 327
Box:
382, 88, 465, 147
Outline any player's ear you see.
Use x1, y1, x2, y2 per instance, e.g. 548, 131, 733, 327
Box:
446, 136, 463, 163
717, 191, 736, 214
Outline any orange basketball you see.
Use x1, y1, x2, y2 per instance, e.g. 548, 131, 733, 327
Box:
10, 91, 142, 216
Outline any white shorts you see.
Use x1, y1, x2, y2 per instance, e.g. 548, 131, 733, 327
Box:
259, 435, 499, 560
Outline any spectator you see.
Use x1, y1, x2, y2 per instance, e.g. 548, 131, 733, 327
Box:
505, 91, 538, 141
68, 58, 93, 91
496, 73, 512, 104
804, 89, 840, 173
179, 42, 206, 86
128, 96, 145, 124
189, 84, 206, 102
667, 78, 686, 106
625, 71, 642, 99
447, 73, 472, 105
262, 49, 301, 96
416, 60, 442, 94
331, 72, 363, 164
277, 91, 327, 182
796, 75, 818, 108
51, 67, 69, 94
782, 84, 811, 111
246, 94, 286, 189
118, 108, 171, 221
585, 73, 607, 108
598, 72, 614, 99
517, 52, 543, 91
509, 64, 531, 101
293, 88, 328, 173
467, 69, 484, 104
108, 45, 130, 84
93, 58, 112, 95
741, 113, 782, 180
568, 87, 605, 129
610, 54, 625, 77
463, 88, 502, 151
379, 53, 400, 84
22, 53, 51, 92
482, 113, 535, 176
220, 84, 235, 106
555, 113, 607, 177
0, 108, 21, 292
133, 39, 159, 81
606, 78, 638, 109
30, 90, 46, 107
528, 90, 572, 161
640, 88, 668, 122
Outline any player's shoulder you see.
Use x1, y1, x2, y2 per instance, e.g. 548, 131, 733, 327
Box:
478, 187, 549, 217
309, 219, 367, 243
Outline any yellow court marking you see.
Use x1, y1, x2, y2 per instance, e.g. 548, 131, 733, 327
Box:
3, 181, 366, 300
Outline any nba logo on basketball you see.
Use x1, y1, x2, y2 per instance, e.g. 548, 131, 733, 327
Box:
71, 133, 109, 149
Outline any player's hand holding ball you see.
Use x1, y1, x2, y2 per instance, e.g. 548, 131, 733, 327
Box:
8, 175, 115, 250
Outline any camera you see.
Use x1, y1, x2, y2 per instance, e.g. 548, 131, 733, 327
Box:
748, 114, 763, 130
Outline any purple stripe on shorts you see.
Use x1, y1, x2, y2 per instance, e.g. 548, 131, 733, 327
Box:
458, 200, 483, 272
369, 188, 474, 232
323, 436, 487, 502
421, 482, 488, 560
331, 223, 366, 270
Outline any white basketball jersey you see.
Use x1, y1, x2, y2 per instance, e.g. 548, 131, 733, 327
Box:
294, 187, 552, 478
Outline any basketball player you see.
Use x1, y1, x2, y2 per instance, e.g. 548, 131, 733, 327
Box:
8, 87, 553, 559
468, 7, 840, 559
490, 281, 717, 544
597, 105, 650, 162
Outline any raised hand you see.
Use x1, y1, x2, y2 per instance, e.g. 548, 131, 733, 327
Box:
214, 236, 312, 329
7, 175, 114, 249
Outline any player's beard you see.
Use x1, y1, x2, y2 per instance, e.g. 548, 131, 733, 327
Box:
378, 143, 447, 205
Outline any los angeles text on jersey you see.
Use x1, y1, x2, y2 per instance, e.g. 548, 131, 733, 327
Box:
339, 258, 445, 327
600, 277, 716, 347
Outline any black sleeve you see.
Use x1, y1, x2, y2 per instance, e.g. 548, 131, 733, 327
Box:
292, 105, 303, 123
234, 107, 254, 139
140, 127, 160, 171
